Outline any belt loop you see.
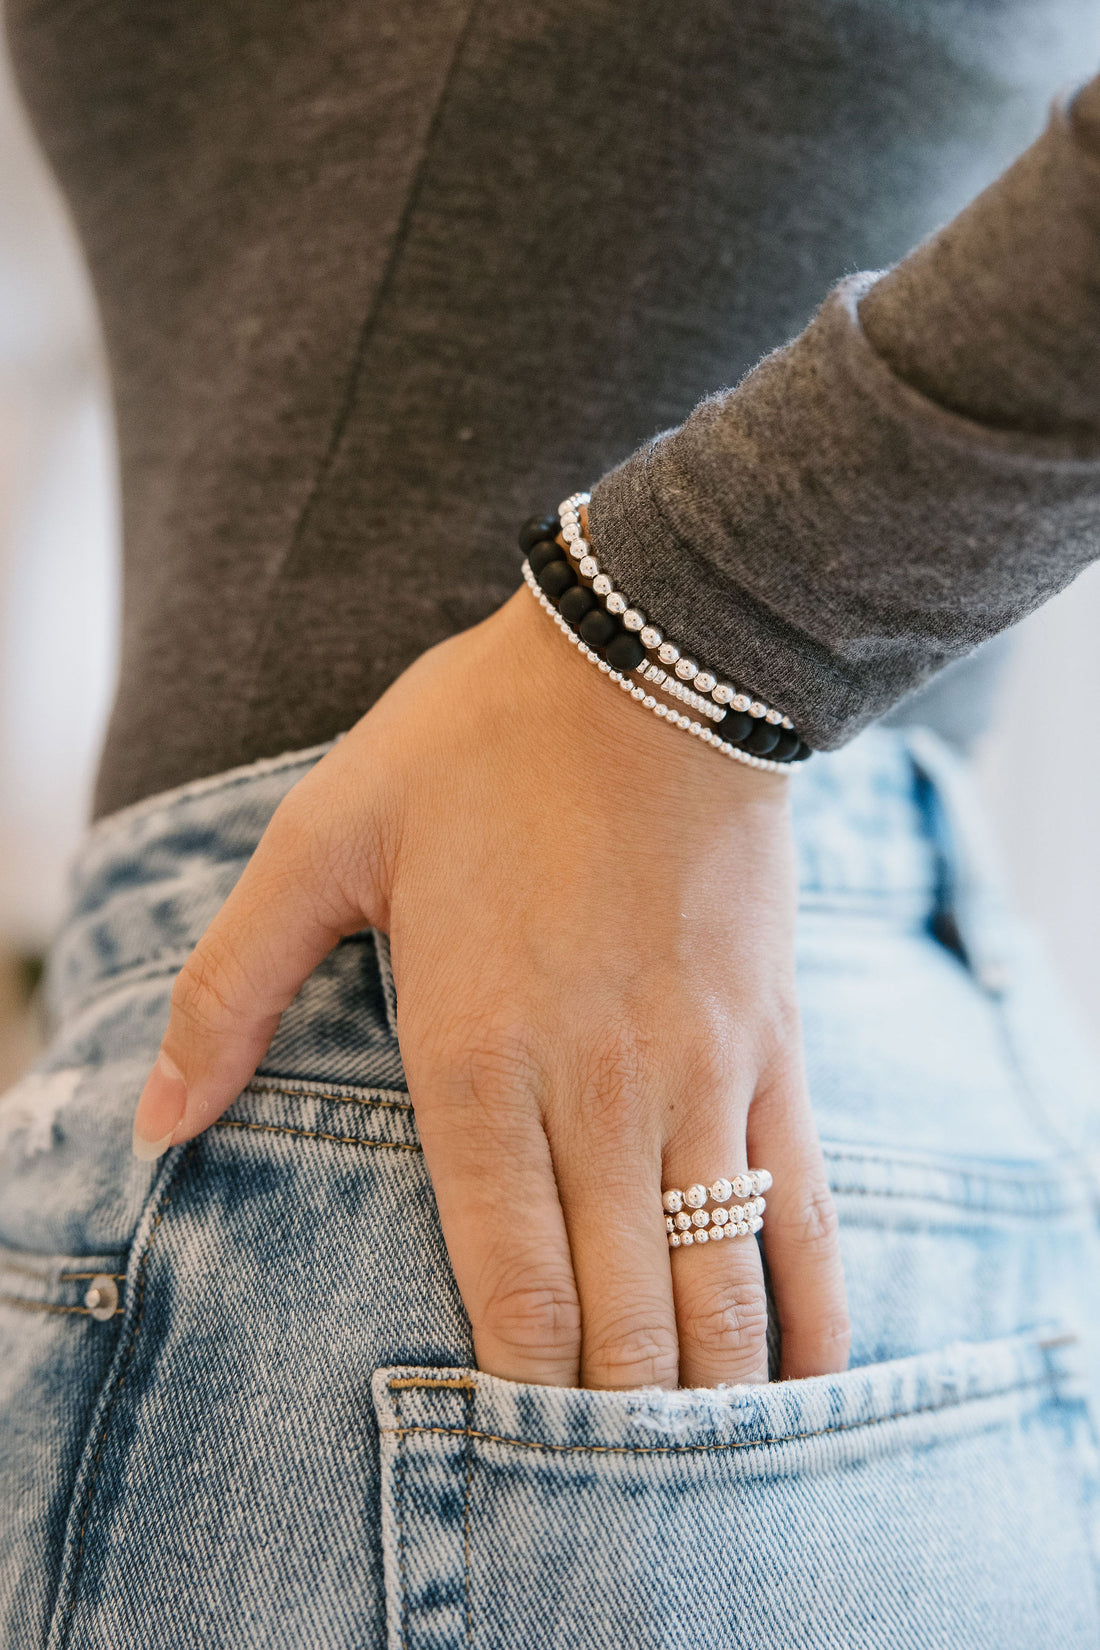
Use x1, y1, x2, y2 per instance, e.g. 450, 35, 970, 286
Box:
905, 727, 1015, 996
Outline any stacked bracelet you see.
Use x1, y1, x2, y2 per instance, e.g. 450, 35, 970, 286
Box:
519, 495, 813, 770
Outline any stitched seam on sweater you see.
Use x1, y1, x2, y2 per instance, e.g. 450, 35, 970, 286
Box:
381, 1374, 1049, 1458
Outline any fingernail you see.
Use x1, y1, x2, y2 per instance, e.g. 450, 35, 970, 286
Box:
132, 1051, 187, 1161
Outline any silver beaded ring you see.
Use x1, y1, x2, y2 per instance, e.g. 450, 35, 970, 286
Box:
660, 1171, 771, 1250
558, 494, 797, 739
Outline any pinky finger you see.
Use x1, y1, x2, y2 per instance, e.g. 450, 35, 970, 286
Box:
747, 1067, 851, 1381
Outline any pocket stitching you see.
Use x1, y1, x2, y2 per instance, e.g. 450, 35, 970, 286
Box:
213, 1118, 422, 1153
380, 1373, 1054, 1460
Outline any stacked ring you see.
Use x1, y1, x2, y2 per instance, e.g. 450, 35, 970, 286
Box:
662, 1171, 772, 1249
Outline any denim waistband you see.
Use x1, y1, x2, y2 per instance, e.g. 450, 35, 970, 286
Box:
45, 726, 991, 1029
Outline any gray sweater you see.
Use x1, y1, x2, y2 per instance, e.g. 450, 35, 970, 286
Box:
589, 79, 1100, 749
6, 0, 1100, 810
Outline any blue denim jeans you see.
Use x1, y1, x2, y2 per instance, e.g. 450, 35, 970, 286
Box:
3, 729, 1100, 1648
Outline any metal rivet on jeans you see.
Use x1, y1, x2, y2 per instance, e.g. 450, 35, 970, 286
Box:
84, 1275, 119, 1321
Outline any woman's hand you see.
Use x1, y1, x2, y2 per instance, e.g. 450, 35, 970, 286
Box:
132, 570, 850, 1389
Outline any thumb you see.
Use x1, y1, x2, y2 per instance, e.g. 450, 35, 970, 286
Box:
131, 786, 385, 1159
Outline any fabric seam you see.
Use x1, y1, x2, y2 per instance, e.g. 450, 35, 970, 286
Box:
0, 1296, 122, 1318
214, 1118, 421, 1153
463, 1384, 474, 1647
379, 1373, 1051, 1459
53, 1146, 192, 1650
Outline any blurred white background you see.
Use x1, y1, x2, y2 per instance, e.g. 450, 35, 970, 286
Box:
0, 36, 1096, 1084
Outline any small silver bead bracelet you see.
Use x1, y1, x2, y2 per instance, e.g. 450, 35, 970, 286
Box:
522, 560, 799, 776
557, 491, 798, 739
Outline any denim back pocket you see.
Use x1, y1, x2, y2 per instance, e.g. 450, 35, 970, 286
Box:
373, 1330, 1100, 1650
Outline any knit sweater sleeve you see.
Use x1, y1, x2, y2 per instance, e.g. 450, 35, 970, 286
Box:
584, 76, 1100, 751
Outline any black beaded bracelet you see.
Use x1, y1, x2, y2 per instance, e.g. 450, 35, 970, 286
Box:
519, 503, 813, 767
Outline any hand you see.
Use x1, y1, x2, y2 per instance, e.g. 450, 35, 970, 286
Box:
132, 566, 850, 1388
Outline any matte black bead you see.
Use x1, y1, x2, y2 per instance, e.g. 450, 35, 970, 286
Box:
605, 632, 646, 672
519, 515, 562, 553
717, 709, 753, 745
539, 559, 577, 600
559, 585, 598, 626
744, 721, 781, 755
578, 609, 619, 648
789, 740, 813, 761
528, 538, 561, 577
770, 728, 802, 762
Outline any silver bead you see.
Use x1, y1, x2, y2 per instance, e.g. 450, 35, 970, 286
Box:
669, 1233, 681, 1248
558, 497, 577, 516
709, 1224, 724, 1240
765, 708, 783, 724
640, 626, 663, 649
623, 609, 645, 631
732, 1174, 752, 1198
657, 642, 680, 665
732, 693, 752, 713
712, 683, 734, 705
754, 1196, 766, 1215
709, 1178, 732, 1204
735, 1220, 750, 1237
695, 1228, 710, 1243
748, 700, 767, 718
579, 555, 598, 577
750, 1215, 764, 1234
691, 1209, 710, 1228
755, 1169, 773, 1193
674, 658, 698, 680
592, 574, 612, 596
631, 686, 646, 701
711, 1206, 729, 1226
605, 592, 627, 615
781, 717, 794, 731
561, 522, 580, 542
693, 671, 716, 694
665, 1215, 675, 1232
684, 1184, 708, 1209
569, 538, 590, 561
674, 1211, 693, 1232
681, 1231, 694, 1246
642, 695, 657, 709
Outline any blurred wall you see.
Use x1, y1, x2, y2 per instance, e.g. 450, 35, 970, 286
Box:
0, 39, 117, 956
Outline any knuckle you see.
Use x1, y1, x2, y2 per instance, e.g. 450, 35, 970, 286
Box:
455, 1018, 544, 1113
583, 1318, 680, 1390
170, 943, 249, 1034
578, 1023, 654, 1130
475, 1267, 581, 1362
685, 1277, 770, 1366
779, 1182, 842, 1257
816, 1311, 853, 1365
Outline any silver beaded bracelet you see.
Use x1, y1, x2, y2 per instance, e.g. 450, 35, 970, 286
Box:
525, 491, 805, 776
523, 560, 798, 775
558, 492, 797, 736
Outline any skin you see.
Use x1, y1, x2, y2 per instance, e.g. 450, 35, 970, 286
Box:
132, 520, 850, 1390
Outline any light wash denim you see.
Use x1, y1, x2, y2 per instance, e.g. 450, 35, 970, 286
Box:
2, 728, 1100, 1648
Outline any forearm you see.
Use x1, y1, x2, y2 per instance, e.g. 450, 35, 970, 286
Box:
587, 75, 1100, 750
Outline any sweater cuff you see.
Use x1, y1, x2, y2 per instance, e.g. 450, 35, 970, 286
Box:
586, 273, 1100, 750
